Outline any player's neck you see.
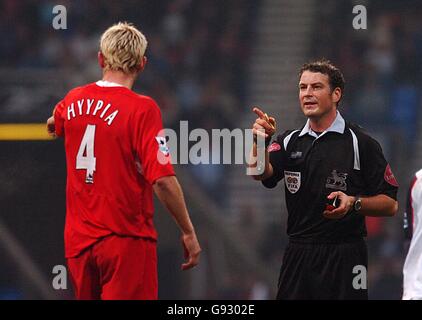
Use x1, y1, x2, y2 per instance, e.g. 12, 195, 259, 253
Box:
102, 71, 136, 90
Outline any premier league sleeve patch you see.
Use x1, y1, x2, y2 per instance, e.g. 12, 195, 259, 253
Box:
384, 164, 399, 187
268, 142, 281, 152
155, 136, 170, 156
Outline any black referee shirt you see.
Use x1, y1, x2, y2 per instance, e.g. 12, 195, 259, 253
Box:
262, 112, 398, 242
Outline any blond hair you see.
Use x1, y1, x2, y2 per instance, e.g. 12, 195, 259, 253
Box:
100, 22, 148, 74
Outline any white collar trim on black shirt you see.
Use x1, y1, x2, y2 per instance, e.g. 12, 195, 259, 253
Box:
96, 80, 125, 87
299, 111, 345, 139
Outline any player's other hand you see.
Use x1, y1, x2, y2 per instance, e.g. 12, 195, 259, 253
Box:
323, 191, 355, 219
252, 106, 277, 140
181, 232, 201, 271
46, 116, 56, 138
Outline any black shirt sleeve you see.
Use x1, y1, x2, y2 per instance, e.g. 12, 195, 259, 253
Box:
262, 131, 290, 189
360, 135, 398, 200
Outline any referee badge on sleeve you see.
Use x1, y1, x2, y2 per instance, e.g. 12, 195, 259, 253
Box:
384, 164, 398, 187
268, 142, 281, 152
284, 171, 301, 194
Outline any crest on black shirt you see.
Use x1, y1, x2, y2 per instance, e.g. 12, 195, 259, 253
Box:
326, 170, 348, 191
284, 170, 301, 194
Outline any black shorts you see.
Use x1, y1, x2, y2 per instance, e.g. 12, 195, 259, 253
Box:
276, 238, 368, 300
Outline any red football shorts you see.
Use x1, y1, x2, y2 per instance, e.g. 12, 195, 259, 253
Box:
67, 235, 157, 300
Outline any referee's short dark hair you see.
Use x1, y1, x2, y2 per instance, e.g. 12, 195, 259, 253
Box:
299, 59, 345, 94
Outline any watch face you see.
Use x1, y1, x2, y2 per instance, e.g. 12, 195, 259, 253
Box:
354, 199, 362, 211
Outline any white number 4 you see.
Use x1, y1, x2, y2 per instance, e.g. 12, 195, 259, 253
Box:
76, 124, 97, 183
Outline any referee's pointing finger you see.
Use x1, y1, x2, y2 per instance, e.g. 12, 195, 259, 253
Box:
253, 107, 266, 119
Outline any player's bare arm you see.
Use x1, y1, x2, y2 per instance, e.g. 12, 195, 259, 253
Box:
323, 191, 398, 219
249, 106, 277, 181
153, 176, 201, 270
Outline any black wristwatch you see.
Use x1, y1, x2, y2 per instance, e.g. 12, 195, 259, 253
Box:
353, 197, 362, 212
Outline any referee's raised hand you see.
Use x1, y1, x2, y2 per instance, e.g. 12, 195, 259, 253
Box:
252, 107, 277, 140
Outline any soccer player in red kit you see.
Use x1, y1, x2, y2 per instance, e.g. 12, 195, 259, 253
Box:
46, 22, 201, 300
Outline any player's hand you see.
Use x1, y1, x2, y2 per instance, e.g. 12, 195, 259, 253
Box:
181, 232, 201, 271
252, 107, 277, 140
323, 191, 355, 219
46, 116, 56, 138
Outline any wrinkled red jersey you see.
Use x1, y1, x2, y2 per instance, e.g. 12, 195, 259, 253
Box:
54, 82, 174, 258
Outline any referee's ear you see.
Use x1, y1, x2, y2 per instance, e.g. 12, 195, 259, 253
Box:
332, 87, 342, 106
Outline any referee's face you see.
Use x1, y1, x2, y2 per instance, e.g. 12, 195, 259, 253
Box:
299, 71, 339, 120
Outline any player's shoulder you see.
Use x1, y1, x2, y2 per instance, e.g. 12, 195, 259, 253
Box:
133, 94, 159, 108
129, 94, 162, 116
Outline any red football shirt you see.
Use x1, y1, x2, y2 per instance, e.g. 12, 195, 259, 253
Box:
54, 82, 175, 258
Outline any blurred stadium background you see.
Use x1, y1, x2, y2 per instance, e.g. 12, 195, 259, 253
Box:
0, 0, 421, 299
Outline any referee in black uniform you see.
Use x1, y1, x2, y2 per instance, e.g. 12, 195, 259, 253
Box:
249, 59, 398, 300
